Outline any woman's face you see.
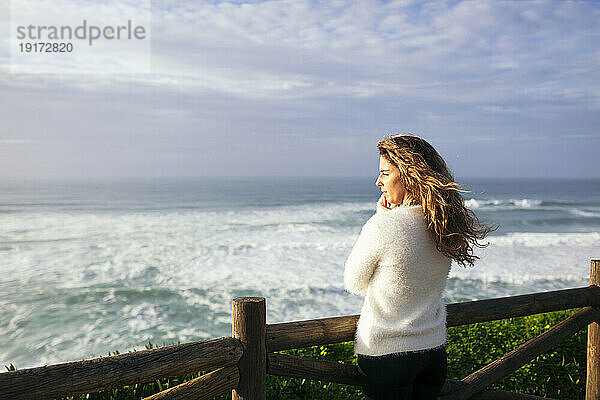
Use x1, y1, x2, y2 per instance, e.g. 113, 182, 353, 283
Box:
376, 155, 407, 205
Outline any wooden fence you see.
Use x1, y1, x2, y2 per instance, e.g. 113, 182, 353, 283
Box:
1, 259, 599, 400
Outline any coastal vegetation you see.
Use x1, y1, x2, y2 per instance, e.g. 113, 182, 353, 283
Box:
4, 309, 586, 399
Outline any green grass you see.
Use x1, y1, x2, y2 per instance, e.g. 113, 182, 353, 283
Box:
447, 309, 587, 399
5, 309, 589, 399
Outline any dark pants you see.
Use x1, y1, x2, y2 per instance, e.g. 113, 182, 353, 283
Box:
357, 346, 447, 400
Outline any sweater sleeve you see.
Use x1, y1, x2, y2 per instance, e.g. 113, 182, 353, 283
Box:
344, 216, 384, 295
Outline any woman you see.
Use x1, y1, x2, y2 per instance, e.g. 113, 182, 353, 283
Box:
344, 134, 495, 400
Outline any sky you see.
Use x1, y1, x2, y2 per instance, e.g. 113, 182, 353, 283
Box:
1, 0, 599, 179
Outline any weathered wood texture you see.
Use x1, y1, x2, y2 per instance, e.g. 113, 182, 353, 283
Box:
0, 337, 243, 400
267, 352, 361, 386
232, 297, 266, 400
441, 306, 600, 400
266, 286, 600, 351
447, 286, 600, 326
142, 365, 239, 400
2, 277, 596, 399
266, 357, 552, 400
266, 314, 359, 352
587, 260, 600, 400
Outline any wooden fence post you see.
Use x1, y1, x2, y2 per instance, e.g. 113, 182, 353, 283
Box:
588, 259, 600, 400
232, 297, 266, 400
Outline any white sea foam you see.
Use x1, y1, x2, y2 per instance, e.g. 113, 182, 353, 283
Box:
489, 232, 600, 247
570, 208, 600, 218
464, 198, 543, 209
449, 232, 599, 286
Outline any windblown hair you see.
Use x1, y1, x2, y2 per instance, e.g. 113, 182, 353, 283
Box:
377, 134, 497, 267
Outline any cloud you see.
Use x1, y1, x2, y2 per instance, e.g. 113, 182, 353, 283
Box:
0, 139, 35, 144
563, 134, 600, 140
0, 0, 599, 178
5, 0, 600, 102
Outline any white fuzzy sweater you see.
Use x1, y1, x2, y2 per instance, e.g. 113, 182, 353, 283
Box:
344, 201, 452, 356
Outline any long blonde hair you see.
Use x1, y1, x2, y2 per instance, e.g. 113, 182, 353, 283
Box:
377, 134, 496, 267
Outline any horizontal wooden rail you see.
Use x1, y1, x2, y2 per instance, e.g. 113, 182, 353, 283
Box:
447, 285, 600, 326
441, 306, 600, 400
267, 314, 359, 352
267, 353, 361, 386
1, 282, 595, 399
266, 286, 599, 351
267, 354, 552, 399
0, 337, 243, 400
142, 365, 239, 400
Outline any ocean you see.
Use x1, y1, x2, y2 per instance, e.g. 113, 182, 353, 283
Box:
1, 177, 599, 369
